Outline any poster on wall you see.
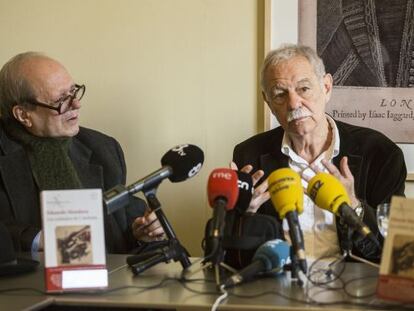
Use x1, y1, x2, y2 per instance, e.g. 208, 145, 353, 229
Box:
299, 0, 414, 143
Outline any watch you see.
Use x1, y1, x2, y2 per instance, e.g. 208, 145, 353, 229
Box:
353, 201, 364, 219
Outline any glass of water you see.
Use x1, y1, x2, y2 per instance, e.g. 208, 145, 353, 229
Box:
377, 203, 390, 237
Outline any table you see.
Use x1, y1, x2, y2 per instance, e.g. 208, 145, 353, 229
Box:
0, 255, 412, 311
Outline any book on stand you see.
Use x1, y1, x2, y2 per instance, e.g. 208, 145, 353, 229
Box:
41, 189, 108, 293
377, 196, 414, 302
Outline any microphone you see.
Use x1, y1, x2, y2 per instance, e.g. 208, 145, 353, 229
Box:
207, 168, 239, 243
307, 172, 378, 245
234, 171, 253, 214
224, 171, 253, 237
126, 248, 164, 266
104, 144, 204, 214
223, 239, 290, 288
268, 168, 307, 273
130, 242, 184, 275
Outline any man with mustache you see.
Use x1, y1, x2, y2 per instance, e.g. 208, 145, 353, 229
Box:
232, 44, 406, 262
0, 52, 164, 255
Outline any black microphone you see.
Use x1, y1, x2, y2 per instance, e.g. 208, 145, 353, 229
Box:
223, 239, 290, 288
127, 248, 164, 266
130, 243, 182, 275
104, 144, 204, 214
234, 171, 253, 214
222, 171, 253, 243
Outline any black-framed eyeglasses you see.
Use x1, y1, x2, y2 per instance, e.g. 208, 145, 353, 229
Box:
26, 84, 85, 115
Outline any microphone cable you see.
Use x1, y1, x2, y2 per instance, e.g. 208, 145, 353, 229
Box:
211, 284, 228, 311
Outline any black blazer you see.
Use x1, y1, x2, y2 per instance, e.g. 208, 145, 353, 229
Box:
0, 122, 146, 253
233, 120, 407, 261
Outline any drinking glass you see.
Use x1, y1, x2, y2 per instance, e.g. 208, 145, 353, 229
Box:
377, 203, 390, 237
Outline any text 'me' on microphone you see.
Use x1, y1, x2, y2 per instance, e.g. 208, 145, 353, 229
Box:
223, 239, 290, 288
307, 172, 378, 245
207, 168, 239, 245
268, 168, 307, 273
104, 144, 204, 214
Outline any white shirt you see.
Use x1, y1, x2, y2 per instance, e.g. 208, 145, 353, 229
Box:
281, 116, 341, 259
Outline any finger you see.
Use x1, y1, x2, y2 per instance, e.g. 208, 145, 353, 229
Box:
134, 215, 147, 225
253, 178, 268, 197
133, 211, 158, 232
240, 164, 253, 174
154, 234, 167, 241
230, 161, 238, 170
147, 219, 162, 232
321, 159, 341, 177
247, 191, 270, 213
135, 218, 158, 233
145, 211, 158, 223
301, 171, 311, 182
134, 220, 164, 240
254, 191, 270, 206
309, 163, 321, 175
251, 170, 265, 185
144, 207, 153, 217
132, 217, 146, 231
339, 156, 353, 180
147, 225, 165, 237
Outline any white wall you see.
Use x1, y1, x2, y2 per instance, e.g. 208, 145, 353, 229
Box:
0, 0, 262, 255
266, 0, 298, 129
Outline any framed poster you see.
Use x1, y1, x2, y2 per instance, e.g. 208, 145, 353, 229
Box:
265, 0, 414, 179
300, 0, 414, 144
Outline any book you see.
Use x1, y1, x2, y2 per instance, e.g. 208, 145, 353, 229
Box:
41, 189, 108, 293
377, 196, 414, 302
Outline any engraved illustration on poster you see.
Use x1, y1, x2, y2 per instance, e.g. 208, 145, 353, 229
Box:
299, 0, 414, 143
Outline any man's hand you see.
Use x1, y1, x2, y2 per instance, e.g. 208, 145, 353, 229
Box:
132, 208, 166, 242
319, 157, 359, 207
230, 161, 270, 213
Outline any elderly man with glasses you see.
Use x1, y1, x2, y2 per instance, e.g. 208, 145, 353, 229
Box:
0, 52, 164, 255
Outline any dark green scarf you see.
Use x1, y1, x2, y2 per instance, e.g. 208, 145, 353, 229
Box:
2, 118, 82, 190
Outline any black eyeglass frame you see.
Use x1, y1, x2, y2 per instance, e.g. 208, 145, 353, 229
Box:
25, 84, 85, 115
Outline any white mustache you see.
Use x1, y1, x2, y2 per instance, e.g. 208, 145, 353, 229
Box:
287, 108, 313, 122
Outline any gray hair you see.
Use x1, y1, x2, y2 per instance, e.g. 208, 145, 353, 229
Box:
260, 44, 326, 94
0, 52, 47, 119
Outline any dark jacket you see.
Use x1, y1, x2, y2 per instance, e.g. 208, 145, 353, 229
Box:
233, 120, 407, 261
0, 122, 146, 253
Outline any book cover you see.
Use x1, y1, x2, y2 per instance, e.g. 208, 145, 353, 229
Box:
41, 189, 108, 293
377, 196, 414, 302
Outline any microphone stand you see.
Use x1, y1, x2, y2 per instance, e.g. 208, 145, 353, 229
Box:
285, 248, 304, 287
187, 232, 237, 288
342, 226, 380, 268
127, 186, 191, 274
206, 241, 237, 287
325, 225, 379, 278
184, 210, 238, 288
321, 226, 352, 280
